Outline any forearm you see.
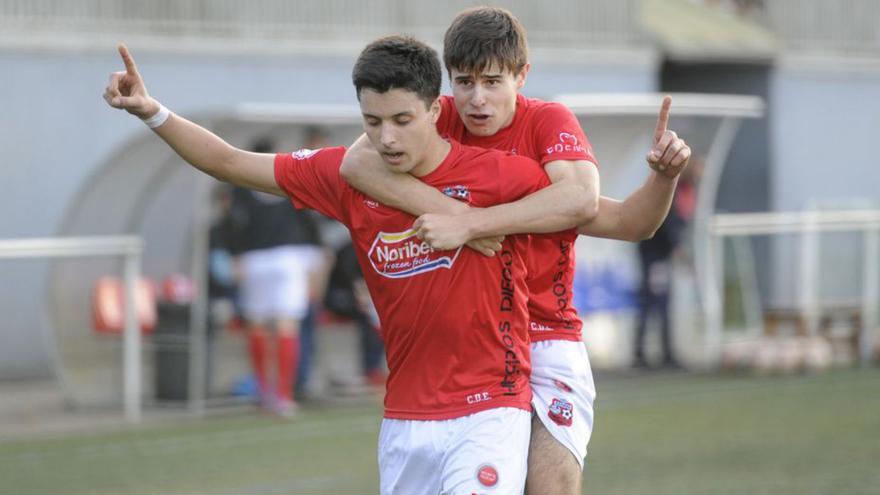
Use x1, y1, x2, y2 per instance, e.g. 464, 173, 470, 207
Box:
341, 141, 468, 216
459, 182, 591, 238
152, 112, 240, 183
579, 172, 678, 241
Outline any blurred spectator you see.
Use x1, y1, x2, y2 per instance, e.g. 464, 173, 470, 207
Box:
633, 158, 703, 369
228, 136, 326, 416
208, 184, 243, 326
324, 241, 386, 388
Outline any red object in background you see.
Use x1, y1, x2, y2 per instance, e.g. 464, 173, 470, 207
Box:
160, 274, 196, 304
92, 276, 157, 334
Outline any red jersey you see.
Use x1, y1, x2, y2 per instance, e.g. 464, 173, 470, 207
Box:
437, 94, 596, 342
274, 142, 551, 420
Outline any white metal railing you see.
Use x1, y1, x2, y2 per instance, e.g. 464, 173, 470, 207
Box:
706, 210, 880, 366
0, 0, 642, 47
0, 236, 144, 423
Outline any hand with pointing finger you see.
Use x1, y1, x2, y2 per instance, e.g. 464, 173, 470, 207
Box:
103, 43, 160, 119
646, 95, 691, 179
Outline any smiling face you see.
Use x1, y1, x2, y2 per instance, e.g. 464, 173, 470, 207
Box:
449, 61, 528, 137
359, 87, 443, 177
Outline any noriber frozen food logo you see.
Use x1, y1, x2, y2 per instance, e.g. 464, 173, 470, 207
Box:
367, 229, 462, 278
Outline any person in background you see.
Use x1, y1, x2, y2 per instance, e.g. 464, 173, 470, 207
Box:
229, 137, 325, 416
323, 241, 386, 390
633, 157, 702, 369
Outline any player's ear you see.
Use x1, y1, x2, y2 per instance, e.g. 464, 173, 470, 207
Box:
430, 97, 442, 124
515, 63, 530, 90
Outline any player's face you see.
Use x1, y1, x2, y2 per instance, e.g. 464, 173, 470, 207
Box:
450, 61, 529, 137
359, 88, 441, 177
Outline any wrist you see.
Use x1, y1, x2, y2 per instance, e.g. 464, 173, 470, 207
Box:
651, 170, 679, 186
459, 209, 483, 241
141, 101, 170, 128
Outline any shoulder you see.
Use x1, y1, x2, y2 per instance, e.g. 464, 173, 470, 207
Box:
523, 97, 577, 123
454, 142, 510, 164
461, 143, 541, 173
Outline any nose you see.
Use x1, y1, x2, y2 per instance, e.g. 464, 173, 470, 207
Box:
470, 84, 486, 108
379, 122, 397, 149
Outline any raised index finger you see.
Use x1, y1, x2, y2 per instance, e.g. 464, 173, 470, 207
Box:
654, 95, 672, 143
117, 43, 140, 77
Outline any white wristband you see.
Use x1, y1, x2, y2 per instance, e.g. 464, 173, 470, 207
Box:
142, 104, 171, 129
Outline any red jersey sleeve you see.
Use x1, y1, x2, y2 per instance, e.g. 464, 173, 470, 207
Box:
273, 147, 349, 223
532, 102, 598, 167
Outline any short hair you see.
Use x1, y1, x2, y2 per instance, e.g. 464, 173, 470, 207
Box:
352, 35, 442, 108
443, 6, 528, 76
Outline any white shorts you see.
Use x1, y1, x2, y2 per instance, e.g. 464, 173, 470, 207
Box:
378, 407, 531, 495
239, 245, 318, 321
530, 340, 596, 469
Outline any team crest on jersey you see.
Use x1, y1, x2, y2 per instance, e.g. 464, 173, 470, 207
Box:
548, 398, 574, 427
476, 464, 499, 488
291, 148, 320, 160
367, 229, 462, 279
442, 184, 471, 202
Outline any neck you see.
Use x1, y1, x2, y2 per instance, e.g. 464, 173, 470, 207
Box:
410, 132, 452, 177
498, 95, 519, 130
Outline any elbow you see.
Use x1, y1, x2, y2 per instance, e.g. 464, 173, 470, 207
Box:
583, 195, 600, 223
630, 225, 658, 242
571, 188, 599, 225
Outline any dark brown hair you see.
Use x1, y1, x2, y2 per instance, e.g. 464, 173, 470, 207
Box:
352, 35, 442, 107
443, 6, 528, 75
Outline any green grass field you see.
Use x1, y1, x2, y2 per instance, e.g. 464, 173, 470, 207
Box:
2, 368, 878, 494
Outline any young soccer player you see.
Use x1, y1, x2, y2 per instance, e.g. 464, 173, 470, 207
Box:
339, 7, 691, 494
104, 35, 590, 494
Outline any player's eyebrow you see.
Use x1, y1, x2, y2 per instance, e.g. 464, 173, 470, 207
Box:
362, 110, 414, 120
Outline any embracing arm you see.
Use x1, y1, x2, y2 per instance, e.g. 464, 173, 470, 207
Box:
340, 134, 469, 215
104, 44, 281, 195
342, 135, 598, 250
434, 158, 599, 240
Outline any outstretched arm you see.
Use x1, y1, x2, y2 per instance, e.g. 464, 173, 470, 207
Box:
578, 96, 690, 241
103, 44, 281, 195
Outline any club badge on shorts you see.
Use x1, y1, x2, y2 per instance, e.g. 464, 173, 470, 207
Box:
548, 398, 574, 427
476, 463, 499, 488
